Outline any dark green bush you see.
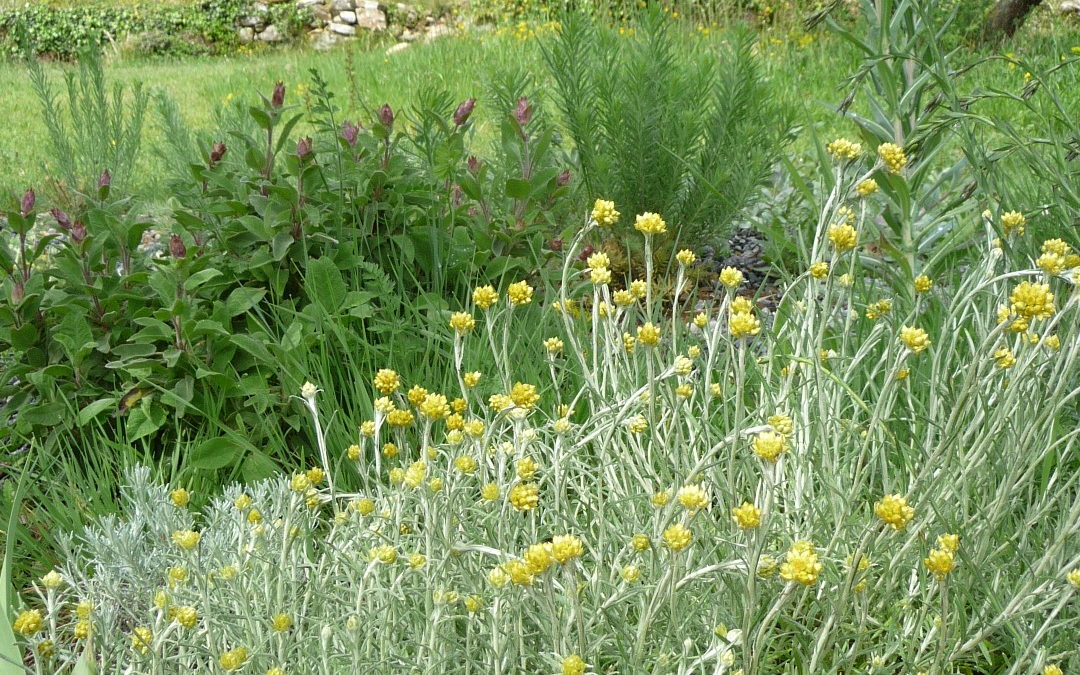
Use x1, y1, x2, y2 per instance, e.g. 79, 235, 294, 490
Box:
0, 0, 306, 59
0, 66, 575, 470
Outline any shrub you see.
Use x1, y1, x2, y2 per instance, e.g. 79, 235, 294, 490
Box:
542, 11, 790, 256
11, 159, 1079, 670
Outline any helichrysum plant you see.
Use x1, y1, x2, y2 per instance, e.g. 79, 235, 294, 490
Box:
10, 187, 1079, 672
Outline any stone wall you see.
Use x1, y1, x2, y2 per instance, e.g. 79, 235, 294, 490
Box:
239, 0, 455, 51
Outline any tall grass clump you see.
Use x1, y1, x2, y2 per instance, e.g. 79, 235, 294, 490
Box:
27, 49, 148, 201
8, 139, 1078, 671
542, 11, 789, 253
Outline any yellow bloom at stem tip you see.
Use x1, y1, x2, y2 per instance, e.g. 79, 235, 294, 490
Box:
874, 494, 915, 531
731, 501, 761, 529
592, 199, 619, 227
663, 522, 692, 552
634, 212, 667, 236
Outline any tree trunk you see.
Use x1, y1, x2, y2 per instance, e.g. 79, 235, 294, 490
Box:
982, 0, 1045, 42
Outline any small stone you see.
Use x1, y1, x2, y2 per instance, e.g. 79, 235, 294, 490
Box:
1062, 0, 1080, 12
238, 26, 255, 42
310, 30, 340, 50
297, 0, 323, 5
238, 15, 262, 27
258, 24, 283, 42
355, 0, 387, 30
400, 27, 418, 41
308, 5, 331, 24
329, 22, 357, 35
425, 23, 451, 40
332, 0, 354, 10
338, 9, 357, 23
386, 41, 410, 55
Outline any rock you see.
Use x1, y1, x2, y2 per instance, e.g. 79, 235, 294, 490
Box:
386, 41, 410, 55
400, 27, 418, 41
338, 10, 357, 23
332, 0, 354, 10
238, 14, 263, 27
308, 6, 331, 26
329, 22, 357, 35
238, 26, 255, 42
297, 0, 323, 5
425, 23, 452, 40
310, 29, 340, 50
1062, 0, 1080, 12
355, 0, 387, 30
258, 24, 283, 42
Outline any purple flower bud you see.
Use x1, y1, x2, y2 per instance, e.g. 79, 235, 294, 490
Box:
451, 184, 464, 207
549, 238, 563, 252
71, 221, 87, 245
11, 280, 24, 305
466, 156, 480, 175
377, 104, 394, 129
341, 121, 359, 147
98, 169, 111, 199
271, 81, 285, 109
210, 142, 227, 164
51, 208, 73, 230
453, 98, 476, 127
513, 97, 532, 127
169, 234, 187, 259
297, 136, 313, 159
578, 245, 595, 262
557, 169, 572, 186
20, 188, 35, 217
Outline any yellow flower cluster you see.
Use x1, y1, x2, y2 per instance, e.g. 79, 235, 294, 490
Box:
865, 298, 892, 320
877, 142, 907, 174
1009, 281, 1055, 320
592, 198, 620, 227
826, 137, 862, 161
473, 285, 498, 309
662, 522, 692, 552
1001, 210, 1026, 237
809, 261, 829, 279
449, 311, 475, 335
751, 430, 788, 463
828, 222, 858, 252
634, 212, 667, 236
219, 647, 249, 671
719, 266, 744, 289
900, 325, 931, 354
914, 275, 933, 293
509, 483, 539, 512
676, 484, 709, 512
874, 494, 915, 531
856, 178, 878, 196
780, 541, 823, 585
373, 368, 400, 394
731, 501, 761, 529
507, 280, 534, 306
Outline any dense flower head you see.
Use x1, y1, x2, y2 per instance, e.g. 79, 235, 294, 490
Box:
515, 456, 539, 481
810, 261, 829, 279
386, 408, 415, 427
728, 311, 761, 339
591, 267, 612, 285
473, 285, 498, 310
1009, 281, 1055, 320
1044, 666, 1063, 675
865, 299, 892, 320
937, 533, 960, 553
856, 178, 878, 196
924, 548, 955, 579
877, 142, 907, 173
13, 609, 42, 636
719, 266, 744, 289
463, 371, 481, 388
551, 534, 584, 563
730, 296, 753, 315
676, 249, 696, 266
171, 529, 201, 551
1001, 210, 1026, 237
662, 522, 692, 552
629, 279, 648, 298
373, 368, 400, 395
767, 413, 793, 436
613, 289, 636, 306
637, 322, 661, 346
826, 137, 862, 160
634, 212, 667, 236
731, 501, 762, 529
828, 223, 858, 252
1066, 568, 1080, 587
174, 606, 198, 629
874, 494, 915, 531
591, 199, 619, 227
41, 569, 63, 589
219, 647, 249, 671
306, 467, 325, 485
676, 484, 709, 512
1041, 238, 1071, 257
406, 385, 428, 407
131, 626, 153, 654
900, 325, 931, 354
404, 461, 427, 488
510, 382, 540, 409
369, 545, 398, 564
621, 564, 641, 583
914, 275, 933, 293
752, 430, 788, 463
524, 543, 554, 574
586, 251, 610, 270
449, 311, 476, 335
419, 393, 451, 420
631, 534, 651, 552
780, 541, 823, 585
170, 488, 190, 508
507, 280, 534, 306
509, 483, 539, 511
481, 483, 500, 501
562, 654, 587, 675
994, 347, 1016, 369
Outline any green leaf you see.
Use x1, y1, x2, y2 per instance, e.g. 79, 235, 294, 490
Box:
241, 450, 279, 483
77, 397, 117, 426
505, 178, 531, 200
189, 436, 242, 471
71, 643, 98, 675
225, 287, 266, 318
184, 268, 223, 292
305, 257, 346, 312
0, 467, 27, 675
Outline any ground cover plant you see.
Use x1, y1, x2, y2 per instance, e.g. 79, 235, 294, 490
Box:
1, 1, 1079, 673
